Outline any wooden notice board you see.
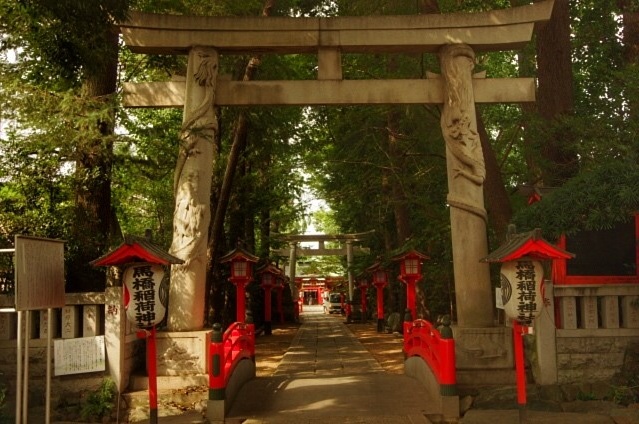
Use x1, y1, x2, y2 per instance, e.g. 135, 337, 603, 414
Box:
14, 235, 66, 311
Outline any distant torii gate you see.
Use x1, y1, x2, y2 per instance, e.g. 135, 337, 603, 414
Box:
119, 1, 554, 336
273, 231, 373, 302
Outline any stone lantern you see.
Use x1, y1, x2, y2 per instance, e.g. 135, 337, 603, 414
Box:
367, 261, 388, 332
220, 247, 259, 323
392, 249, 429, 321
256, 263, 282, 335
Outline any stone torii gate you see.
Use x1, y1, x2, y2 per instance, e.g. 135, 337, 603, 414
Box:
119, 1, 555, 367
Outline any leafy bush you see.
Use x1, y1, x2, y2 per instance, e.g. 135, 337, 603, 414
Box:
80, 378, 116, 422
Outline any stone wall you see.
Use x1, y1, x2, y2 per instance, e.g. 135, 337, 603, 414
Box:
0, 289, 143, 420
557, 335, 638, 384
0, 343, 107, 412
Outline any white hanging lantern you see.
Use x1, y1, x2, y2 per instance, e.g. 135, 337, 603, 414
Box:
122, 263, 168, 328
499, 259, 544, 325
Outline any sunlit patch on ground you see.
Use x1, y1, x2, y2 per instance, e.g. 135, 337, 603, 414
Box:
253, 317, 405, 376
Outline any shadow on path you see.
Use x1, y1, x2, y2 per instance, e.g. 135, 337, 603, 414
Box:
227, 306, 438, 423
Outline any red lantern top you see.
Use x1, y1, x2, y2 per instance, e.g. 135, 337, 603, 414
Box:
256, 263, 283, 288
219, 247, 259, 279
358, 278, 369, 289
481, 228, 574, 263
91, 235, 184, 267
366, 261, 389, 287
392, 249, 429, 278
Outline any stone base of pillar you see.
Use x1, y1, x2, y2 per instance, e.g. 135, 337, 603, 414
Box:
264, 321, 272, 336
128, 329, 212, 392
452, 326, 513, 370
155, 330, 212, 376
377, 318, 384, 333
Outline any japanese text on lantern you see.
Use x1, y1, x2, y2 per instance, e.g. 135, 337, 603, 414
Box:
132, 265, 156, 327
515, 260, 537, 325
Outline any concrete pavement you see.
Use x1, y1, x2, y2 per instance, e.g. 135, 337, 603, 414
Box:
226, 305, 439, 423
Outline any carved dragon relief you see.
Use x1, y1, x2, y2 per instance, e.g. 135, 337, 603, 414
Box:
456, 339, 508, 360
174, 48, 219, 196
170, 172, 209, 263
170, 48, 217, 263
440, 44, 487, 222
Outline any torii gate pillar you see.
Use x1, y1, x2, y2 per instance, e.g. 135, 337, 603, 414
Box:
439, 44, 492, 328
167, 47, 218, 331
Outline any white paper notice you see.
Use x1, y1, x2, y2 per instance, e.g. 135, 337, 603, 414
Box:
54, 335, 106, 376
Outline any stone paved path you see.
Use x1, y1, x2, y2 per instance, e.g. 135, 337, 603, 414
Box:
226, 305, 438, 423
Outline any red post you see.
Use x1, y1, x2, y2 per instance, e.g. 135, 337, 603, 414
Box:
345, 301, 352, 322
276, 286, 284, 323
232, 279, 248, 322
439, 338, 457, 389
374, 283, 386, 332
513, 321, 529, 422
263, 286, 272, 335
137, 327, 158, 424
208, 324, 225, 401
401, 276, 418, 320
360, 285, 367, 322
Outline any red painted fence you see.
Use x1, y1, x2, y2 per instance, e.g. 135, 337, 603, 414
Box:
403, 319, 456, 394
209, 321, 255, 399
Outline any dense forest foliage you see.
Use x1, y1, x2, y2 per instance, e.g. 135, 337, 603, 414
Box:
1, 0, 638, 323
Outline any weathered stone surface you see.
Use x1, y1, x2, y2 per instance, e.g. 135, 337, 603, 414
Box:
558, 353, 625, 370
155, 331, 211, 376
559, 384, 583, 402
123, 78, 537, 108
120, 2, 554, 55
460, 395, 474, 415
558, 337, 627, 354
537, 384, 566, 403
558, 367, 618, 384
453, 326, 513, 369
561, 400, 622, 414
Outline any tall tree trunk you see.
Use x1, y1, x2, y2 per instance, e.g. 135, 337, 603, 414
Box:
387, 110, 413, 245
386, 105, 413, 315
477, 109, 513, 242
535, 0, 578, 186
257, 157, 272, 258
68, 29, 119, 292
512, 0, 543, 186
207, 0, 276, 325
619, 1, 639, 64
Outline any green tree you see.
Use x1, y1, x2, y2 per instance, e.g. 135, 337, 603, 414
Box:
1, 0, 129, 291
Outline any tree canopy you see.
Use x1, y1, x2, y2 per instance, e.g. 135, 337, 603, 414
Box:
1, 0, 638, 320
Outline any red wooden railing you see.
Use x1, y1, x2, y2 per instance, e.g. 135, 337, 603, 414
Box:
403, 319, 456, 394
209, 321, 255, 399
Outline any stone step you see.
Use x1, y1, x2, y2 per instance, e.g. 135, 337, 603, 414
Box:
456, 368, 517, 387
128, 373, 208, 391
122, 386, 208, 423
124, 386, 206, 407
